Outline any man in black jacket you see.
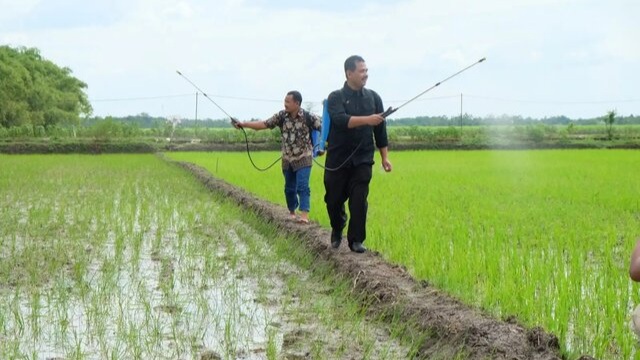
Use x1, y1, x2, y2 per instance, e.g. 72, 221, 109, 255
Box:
324, 55, 392, 253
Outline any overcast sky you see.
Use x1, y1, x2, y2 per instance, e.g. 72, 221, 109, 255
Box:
1, 0, 638, 120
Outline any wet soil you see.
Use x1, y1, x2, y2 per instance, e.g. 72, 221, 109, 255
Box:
175, 160, 574, 360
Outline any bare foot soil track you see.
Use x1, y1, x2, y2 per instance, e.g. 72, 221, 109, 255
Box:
176, 160, 582, 360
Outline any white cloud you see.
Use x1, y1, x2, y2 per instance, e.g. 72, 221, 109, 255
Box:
0, 0, 40, 21
1, 0, 638, 119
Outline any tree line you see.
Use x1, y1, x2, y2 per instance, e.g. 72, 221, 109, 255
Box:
83, 113, 640, 129
386, 114, 640, 127
0, 45, 91, 128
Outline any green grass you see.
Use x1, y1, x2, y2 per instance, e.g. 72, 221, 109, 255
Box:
167, 149, 640, 359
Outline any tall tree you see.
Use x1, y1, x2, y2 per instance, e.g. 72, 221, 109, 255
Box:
0, 46, 92, 128
603, 109, 616, 140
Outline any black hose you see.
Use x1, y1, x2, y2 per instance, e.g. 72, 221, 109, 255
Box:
311, 141, 362, 172
236, 125, 281, 172
236, 125, 360, 172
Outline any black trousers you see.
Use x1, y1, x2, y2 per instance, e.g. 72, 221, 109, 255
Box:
323, 164, 372, 244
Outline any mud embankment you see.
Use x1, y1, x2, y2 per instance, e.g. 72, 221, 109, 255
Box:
3, 139, 639, 154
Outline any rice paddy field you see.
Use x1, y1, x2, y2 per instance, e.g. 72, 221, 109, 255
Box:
0, 154, 414, 359
167, 149, 640, 360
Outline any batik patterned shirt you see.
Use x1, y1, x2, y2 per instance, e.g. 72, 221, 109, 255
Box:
264, 109, 322, 171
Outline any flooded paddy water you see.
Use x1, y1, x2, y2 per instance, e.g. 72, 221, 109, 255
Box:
0, 155, 409, 359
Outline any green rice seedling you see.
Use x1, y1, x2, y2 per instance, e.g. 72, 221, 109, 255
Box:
168, 149, 640, 359
27, 290, 42, 340
1, 154, 419, 359
266, 329, 278, 360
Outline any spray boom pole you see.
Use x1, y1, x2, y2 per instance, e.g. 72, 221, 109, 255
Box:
381, 57, 486, 118
176, 70, 239, 125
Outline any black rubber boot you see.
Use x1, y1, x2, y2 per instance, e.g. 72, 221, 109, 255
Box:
331, 229, 342, 249
349, 242, 366, 253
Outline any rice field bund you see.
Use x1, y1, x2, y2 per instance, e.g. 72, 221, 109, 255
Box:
0, 154, 413, 360
167, 149, 640, 360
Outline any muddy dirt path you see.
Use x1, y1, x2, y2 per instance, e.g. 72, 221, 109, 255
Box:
174, 161, 589, 360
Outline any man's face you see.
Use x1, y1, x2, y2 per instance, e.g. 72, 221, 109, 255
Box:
284, 95, 299, 113
347, 61, 368, 89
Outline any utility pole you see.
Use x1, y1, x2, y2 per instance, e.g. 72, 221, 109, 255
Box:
460, 93, 463, 132
195, 92, 199, 121
195, 92, 199, 137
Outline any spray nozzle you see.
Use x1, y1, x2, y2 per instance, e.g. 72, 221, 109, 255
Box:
381, 106, 397, 118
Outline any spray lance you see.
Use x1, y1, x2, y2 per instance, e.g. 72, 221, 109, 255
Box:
175, 70, 241, 126
379, 57, 486, 119
176, 70, 280, 171
314, 57, 486, 171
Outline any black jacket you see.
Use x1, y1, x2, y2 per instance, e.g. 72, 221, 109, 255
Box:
325, 82, 389, 168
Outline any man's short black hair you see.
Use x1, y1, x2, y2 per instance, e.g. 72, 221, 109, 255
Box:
287, 90, 302, 105
344, 55, 365, 73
